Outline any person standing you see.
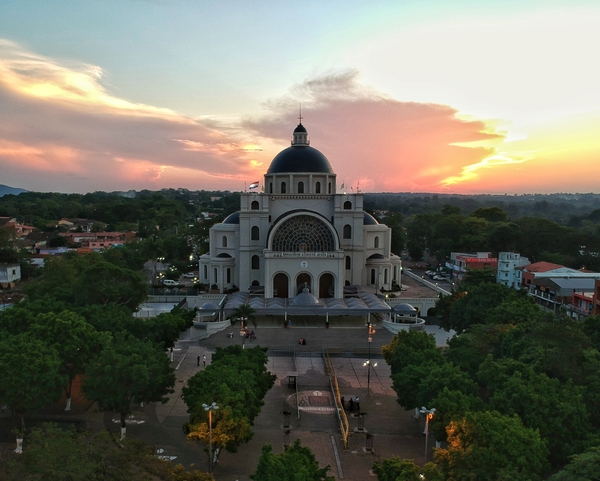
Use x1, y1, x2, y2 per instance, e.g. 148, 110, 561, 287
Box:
197, 355, 200, 367
202, 354, 207, 367
349, 397, 354, 412
355, 396, 360, 412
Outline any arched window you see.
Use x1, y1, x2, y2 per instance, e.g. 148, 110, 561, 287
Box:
328, 182, 331, 194
214, 268, 218, 284
298, 181, 304, 193
345, 255, 351, 270
374, 236, 379, 248
272, 215, 336, 251
281, 182, 286, 193
227, 268, 231, 283
269, 182, 273, 193
252, 255, 259, 270
203, 265, 208, 279
251, 200, 259, 210
251, 226, 259, 240
393, 265, 398, 281
222, 235, 228, 247
315, 181, 321, 194
370, 269, 376, 285
343, 201, 352, 210
251, 280, 260, 286
384, 268, 388, 284
343, 224, 351, 239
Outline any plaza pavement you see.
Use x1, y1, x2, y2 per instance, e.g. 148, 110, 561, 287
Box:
110, 320, 449, 481
0, 320, 450, 481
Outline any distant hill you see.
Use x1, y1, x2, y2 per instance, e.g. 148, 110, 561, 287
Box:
0, 184, 27, 197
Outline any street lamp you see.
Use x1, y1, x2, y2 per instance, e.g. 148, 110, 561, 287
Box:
420, 406, 435, 462
202, 402, 219, 474
365, 322, 376, 395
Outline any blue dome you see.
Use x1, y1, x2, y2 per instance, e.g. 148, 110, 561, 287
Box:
364, 213, 379, 225
267, 145, 333, 174
294, 123, 307, 133
223, 211, 240, 224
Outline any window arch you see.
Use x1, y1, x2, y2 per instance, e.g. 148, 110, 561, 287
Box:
315, 181, 321, 194
251, 200, 259, 210
345, 255, 351, 270
343, 224, 351, 239
343, 201, 352, 210
298, 181, 304, 194
281, 182, 286, 193
374, 236, 379, 248
272, 215, 336, 252
222, 235, 228, 247
251, 226, 259, 241
252, 255, 259, 270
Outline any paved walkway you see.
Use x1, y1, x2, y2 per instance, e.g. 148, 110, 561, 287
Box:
0, 318, 449, 480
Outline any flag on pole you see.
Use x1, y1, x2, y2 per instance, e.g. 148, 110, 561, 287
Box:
248, 181, 260, 190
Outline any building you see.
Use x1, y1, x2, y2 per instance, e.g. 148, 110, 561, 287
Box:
447, 252, 498, 282
521, 262, 600, 315
199, 121, 402, 298
496, 252, 530, 289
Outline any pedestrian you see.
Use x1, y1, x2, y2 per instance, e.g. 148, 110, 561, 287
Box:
202, 354, 206, 367
355, 396, 360, 412
349, 397, 354, 411
341, 396, 345, 410
197, 355, 200, 367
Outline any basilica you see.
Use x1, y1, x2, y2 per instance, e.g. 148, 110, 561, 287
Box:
199, 121, 401, 301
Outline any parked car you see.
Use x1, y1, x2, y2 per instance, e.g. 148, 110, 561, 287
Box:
183, 272, 198, 278
162, 279, 179, 286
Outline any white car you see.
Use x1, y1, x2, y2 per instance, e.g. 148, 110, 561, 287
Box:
183, 272, 198, 278
162, 279, 179, 286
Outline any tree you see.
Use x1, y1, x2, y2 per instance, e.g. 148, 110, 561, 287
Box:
470, 206, 508, 222
83, 334, 175, 440
250, 440, 334, 481
0, 335, 65, 451
0, 423, 215, 481
182, 346, 275, 464
31, 310, 106, 411
231, 304, 257, 329
435, 411, 550, 481
372, 457, 442, 481
548, 446, 600, 481
478, 357, 590, 465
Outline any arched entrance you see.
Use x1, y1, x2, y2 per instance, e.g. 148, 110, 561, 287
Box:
273, 273, 289, 298
319, 273, 334, 298
296, 273, 312, 294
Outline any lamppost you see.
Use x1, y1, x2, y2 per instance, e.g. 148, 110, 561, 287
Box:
365, 322, 376, 395
202, 402, 219, 474
420, 406, 435, 462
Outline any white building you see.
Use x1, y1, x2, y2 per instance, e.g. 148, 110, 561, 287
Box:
496, 252, 530, 289
200, 122, 402, 299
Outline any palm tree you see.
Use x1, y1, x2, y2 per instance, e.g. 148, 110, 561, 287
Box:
231, 304, 257, 329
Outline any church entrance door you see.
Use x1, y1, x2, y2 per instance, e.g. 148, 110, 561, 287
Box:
273, 273, 289, 298
319, 273, 334, 298
296, 273, 311, 294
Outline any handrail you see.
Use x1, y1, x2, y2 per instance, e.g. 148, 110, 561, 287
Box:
325, 350, 350, 450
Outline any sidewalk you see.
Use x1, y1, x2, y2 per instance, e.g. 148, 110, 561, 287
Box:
145, 338, 431, 480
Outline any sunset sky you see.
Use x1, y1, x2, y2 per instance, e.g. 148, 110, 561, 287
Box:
1, 0, 599, 194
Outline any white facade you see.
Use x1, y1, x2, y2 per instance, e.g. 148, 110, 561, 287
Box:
0, 263, 21, 283
496, 252, 529, 289
200, 122, 401, 298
